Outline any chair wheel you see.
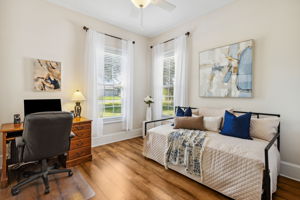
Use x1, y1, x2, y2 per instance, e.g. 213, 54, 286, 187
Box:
11, 188, 20, 196
44, 188, 50, 194
68, 171, 73, 177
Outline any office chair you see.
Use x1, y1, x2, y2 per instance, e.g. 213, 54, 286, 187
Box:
11, 111, 74, 196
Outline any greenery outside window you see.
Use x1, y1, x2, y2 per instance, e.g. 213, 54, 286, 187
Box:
162, 51, 175, 117
102, 47, 123, 121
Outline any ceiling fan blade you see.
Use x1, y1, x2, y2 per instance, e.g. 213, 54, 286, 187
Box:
130, 5, 140, 18
151, 0, 176, 12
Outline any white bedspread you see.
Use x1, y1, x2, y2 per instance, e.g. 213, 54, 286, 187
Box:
143, 124, 280, 200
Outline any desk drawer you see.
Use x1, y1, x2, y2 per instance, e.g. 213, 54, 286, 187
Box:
68, 146, 91, 160
72, 129, 90, 140
72, 128, 91, 140
70, 138, 91, 150
72, 123, 91, 132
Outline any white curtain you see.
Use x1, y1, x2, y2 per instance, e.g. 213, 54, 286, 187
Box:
152, 44, 164, 120
174, 35, 189, 107
121, 40, 134, 131
84, 30, 105, 138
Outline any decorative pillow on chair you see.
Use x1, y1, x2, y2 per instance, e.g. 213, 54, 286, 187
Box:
250, 118, 280, 141
174, 116, 204, 130
220, 111, 252, 140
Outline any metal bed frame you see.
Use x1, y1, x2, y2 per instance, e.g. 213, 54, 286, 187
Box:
144, 107, 280, 200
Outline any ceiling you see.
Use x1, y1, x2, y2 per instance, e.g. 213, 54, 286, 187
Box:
47, 0, 235, 37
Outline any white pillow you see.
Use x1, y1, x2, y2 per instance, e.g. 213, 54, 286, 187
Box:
250, 118, 280, 141
197, 107, 233, 117
203, 116, 223, 132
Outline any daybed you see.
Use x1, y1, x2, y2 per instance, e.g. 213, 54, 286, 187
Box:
143, 107, 280, 200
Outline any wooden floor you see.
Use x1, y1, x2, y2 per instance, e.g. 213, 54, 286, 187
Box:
1, 137, 300, 200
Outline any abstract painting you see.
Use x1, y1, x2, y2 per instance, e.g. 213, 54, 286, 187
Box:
34, 59, 61, 91
199, 40, 253, 97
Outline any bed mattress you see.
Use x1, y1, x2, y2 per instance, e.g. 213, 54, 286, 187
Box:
143, 124, 280, 200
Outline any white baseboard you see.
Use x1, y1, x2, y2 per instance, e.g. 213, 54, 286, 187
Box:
280, 161, 300, 181
92, 128, 142, 147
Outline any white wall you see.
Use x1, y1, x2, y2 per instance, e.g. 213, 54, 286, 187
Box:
0, 0, 150, 151
150, 0, 300, 180
1, 0, 299, 181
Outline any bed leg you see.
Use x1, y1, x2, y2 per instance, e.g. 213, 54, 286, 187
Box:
262, 169, 271, 200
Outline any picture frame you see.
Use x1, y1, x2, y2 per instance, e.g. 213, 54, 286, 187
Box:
199, 39, 253, 98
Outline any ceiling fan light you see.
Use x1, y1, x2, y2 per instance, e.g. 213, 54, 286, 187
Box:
131, 0, 151, 8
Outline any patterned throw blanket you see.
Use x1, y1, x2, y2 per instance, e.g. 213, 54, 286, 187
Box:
164, 129, 208, 178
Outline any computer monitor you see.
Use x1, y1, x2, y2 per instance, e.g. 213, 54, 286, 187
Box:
24, 99, 62, 116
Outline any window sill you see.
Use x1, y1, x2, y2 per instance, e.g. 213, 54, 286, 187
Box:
103, 116, 123, 124
161, 115, 174, 118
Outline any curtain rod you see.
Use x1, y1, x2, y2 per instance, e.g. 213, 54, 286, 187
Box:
83, 26, 135, 44
150, 32, 190, 49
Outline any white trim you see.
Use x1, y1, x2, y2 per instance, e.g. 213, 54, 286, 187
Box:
280, 174, 300, 182
103, 116, 123, 124
92, 128, 142, 147
280, 161, 300, 181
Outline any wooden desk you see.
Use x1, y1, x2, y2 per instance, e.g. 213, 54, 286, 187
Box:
0, 117, 92, 188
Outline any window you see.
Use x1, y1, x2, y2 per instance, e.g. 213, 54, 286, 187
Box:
162, 51, 175, 116
102, 47, 123, 119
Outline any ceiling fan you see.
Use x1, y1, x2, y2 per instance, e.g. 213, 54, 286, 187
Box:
131, 0, 176, 11
130, 0, 176, 26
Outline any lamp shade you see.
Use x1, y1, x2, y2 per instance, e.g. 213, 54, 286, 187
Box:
131, 0, 151, 8
72, 90, 86, 101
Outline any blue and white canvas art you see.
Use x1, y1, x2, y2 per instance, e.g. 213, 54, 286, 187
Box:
199, 40, 253, 98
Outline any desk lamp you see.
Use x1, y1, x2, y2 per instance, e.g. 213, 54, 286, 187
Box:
71, 90, 86, 118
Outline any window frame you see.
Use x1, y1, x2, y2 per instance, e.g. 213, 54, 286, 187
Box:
162, 50, 175, 117
102, 46, 124, 123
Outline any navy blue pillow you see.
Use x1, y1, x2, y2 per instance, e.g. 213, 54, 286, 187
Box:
176, 107, 185, 116
173, 107, 192, 126
176, 106, 192, 117
184, 107, 192, 117
220, 111, 252, 140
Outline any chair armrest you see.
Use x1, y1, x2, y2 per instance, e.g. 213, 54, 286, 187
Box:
16, 137, 25, 148
70, 131, 75, 139
15, 137, 25, 162
144, 117, 174, 136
